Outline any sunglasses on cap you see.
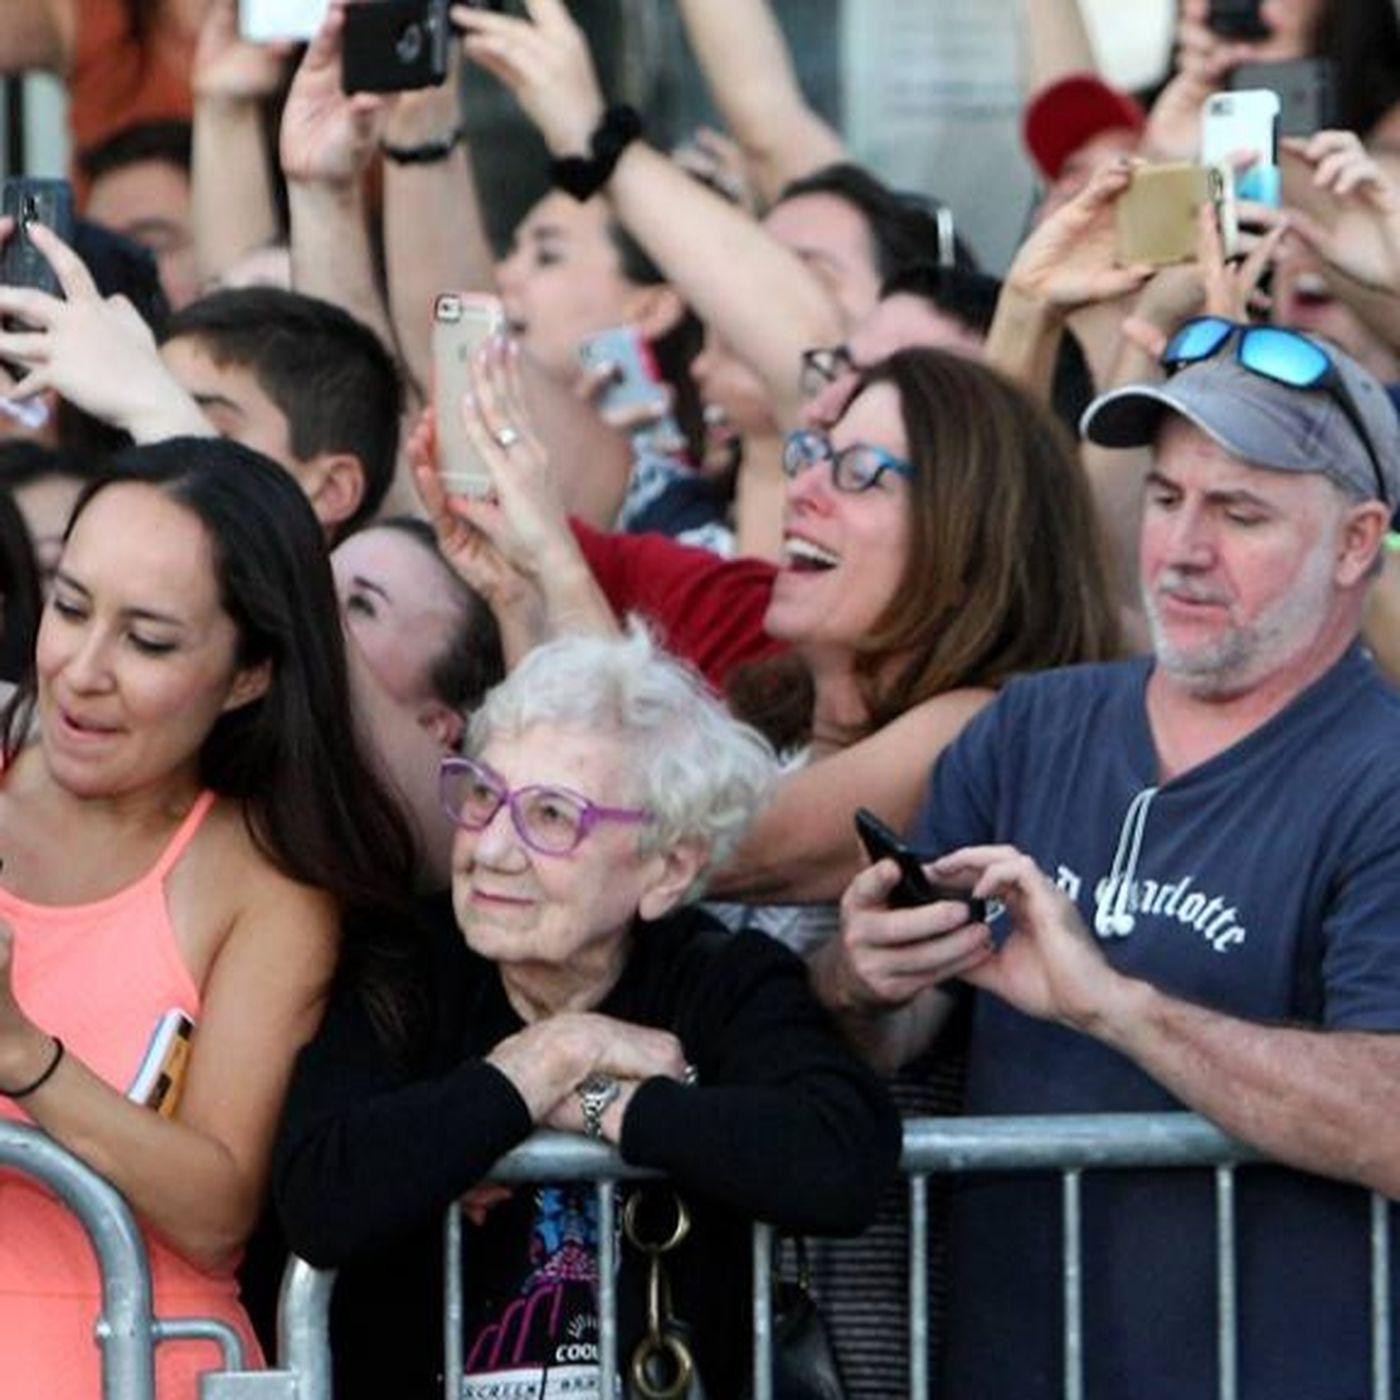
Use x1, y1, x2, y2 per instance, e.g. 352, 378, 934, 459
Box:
1161, 317, 1389, 506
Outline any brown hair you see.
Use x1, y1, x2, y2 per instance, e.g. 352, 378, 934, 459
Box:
731, 347, 1119, 743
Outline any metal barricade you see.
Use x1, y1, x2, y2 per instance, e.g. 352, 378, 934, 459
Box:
0, 1121, 329, 1399
3, 1115, 1394, 1399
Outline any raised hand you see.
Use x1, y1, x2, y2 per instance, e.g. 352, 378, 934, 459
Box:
0, 220, 210, 442
452, 0, 605, 157
1282, 131, 1400, 294
194, 0, 292, 104
279, 2, 387, 186
1006, 157, 1155, 312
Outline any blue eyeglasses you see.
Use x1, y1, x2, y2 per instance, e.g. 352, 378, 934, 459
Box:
782, 428, 914, 493
1161, 317, 1390, 506
439, 756, 652, 856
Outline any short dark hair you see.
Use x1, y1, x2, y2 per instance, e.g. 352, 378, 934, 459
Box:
779, 163, 980, 280
164, 288, 403, 536
878, 262, 1095, 430
79, 119, 193, 185
880, 262, 1001, 338
373, 516, 504, 713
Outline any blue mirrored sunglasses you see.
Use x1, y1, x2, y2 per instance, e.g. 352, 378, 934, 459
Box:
1161, 317, 1390, 506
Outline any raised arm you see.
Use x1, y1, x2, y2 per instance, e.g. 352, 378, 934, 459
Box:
454, 0, 841, 424
711, 686, 995, 905
382, 49, 497, 401
280, 3, 397, 356
190, 0, 286, 287
1021, 0, 1097, 95
674, 0, 845, 206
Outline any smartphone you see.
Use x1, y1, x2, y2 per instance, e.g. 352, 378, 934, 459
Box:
433, 292, 506, 498
578, 325, 675, 415
342, 0, 451, 93
1229, 58, 1337, 138
1117, 163, 1216, 268
854, 807, 987, 919
238, 0, 330, 43
0, 178, 75, 299
1202, 89, 1282, 206
1207, 0, 1269, 38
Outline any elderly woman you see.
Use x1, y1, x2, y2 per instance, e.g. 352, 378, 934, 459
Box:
273, 627, 900, 1400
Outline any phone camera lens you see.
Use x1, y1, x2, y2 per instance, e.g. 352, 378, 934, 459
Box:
395, 23, 423, 64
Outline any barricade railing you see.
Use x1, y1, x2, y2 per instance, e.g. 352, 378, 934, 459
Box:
0, 1121, 330, 1399
3, 1114, 1394, 1399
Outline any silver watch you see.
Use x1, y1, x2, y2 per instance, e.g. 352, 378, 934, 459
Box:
576, 1072, 621, 1139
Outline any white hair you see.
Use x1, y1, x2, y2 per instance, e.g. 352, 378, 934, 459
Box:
467, 625, 779, 895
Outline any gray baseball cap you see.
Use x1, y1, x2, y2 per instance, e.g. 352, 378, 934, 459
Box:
1080, 337, 1400, 509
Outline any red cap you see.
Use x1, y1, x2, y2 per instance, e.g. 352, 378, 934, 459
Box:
1023, 73, 1146, 182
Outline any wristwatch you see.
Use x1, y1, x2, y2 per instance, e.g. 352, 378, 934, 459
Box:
576, 1072, 621, 1139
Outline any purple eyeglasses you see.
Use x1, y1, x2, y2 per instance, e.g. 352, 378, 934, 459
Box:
439, 755, 652, 856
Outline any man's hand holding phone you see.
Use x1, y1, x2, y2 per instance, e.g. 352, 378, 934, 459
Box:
813, 810, 992, 1018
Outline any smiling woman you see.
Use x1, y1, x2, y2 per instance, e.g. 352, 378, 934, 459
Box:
273, 628, 901, 1400
0, 437, 415, 1399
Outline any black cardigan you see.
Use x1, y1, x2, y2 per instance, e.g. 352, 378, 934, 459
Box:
273, 895, 901, 1399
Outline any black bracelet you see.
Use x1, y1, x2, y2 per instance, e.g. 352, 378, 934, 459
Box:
550, 104, 643, 202
3, 1035, 64, 1099
381, 126, 465, 166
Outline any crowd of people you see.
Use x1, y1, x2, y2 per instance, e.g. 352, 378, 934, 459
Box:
3, 0, 1400, 1396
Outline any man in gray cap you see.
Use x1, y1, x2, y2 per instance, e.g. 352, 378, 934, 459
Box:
812, 323, 1400, 1400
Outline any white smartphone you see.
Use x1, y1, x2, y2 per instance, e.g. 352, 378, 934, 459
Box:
238, 0, 331, 43
432, 292, 506, 498
1202, 89, 1281, 207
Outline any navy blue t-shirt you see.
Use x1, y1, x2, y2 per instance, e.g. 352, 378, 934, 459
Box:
912, 644, 1400, 1399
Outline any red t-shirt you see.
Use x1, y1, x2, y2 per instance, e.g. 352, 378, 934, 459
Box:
571, 521, 786, 691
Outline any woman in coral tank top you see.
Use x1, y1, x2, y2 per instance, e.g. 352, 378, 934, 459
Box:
0, 436, 415, 1398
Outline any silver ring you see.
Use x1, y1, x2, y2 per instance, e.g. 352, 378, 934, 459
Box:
493, 426, 521, 449
681, 1063, 699, 1087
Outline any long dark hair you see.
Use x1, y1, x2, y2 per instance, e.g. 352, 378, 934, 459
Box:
607, 224, 707, 467
730, 349, 1121, 744
1, 439, 421, 1039
1314, 0, 1400, 138
0, 487, 41, 686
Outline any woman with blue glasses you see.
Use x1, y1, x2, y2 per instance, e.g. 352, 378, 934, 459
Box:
273, 628, 900, 1400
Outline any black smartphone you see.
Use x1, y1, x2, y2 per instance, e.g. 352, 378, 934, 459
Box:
0, 178, 74, 298
1230, 58, 1337, 137
342, 0, 452, 93
854, 807, 987, 919
1207, 0, 1269, 38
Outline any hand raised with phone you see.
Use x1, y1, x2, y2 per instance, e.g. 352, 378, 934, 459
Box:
0, 219, 212, 443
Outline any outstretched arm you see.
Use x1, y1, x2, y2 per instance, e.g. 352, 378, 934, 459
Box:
280, 3, 397, 356
191, 0, 287, 287
382, 50, 496, 401
454, 0, 840, 424
674, 0, 845, 206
